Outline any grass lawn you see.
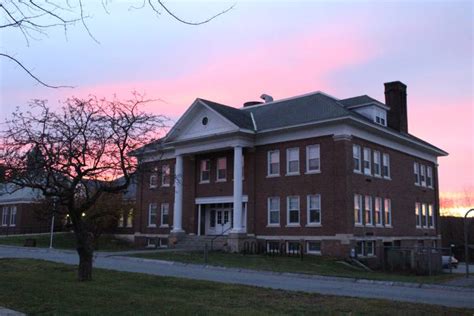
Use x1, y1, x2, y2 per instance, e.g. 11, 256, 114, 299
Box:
0, 233, 135, 252
0, 259, 472, 315
132, 251, 462, 284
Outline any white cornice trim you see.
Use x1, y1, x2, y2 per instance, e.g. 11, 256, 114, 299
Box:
195, 195, 249, 204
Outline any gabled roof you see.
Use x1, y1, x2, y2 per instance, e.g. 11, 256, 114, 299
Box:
243, 92, 351, 131
199, 99, 254, 130
339, 95, 385, 107
0, 183, 43, 203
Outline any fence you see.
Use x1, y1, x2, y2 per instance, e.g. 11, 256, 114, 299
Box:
383, 246, 449, 275
0, 225, 63, 236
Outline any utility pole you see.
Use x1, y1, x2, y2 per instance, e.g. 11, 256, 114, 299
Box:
464, 208, 474, 278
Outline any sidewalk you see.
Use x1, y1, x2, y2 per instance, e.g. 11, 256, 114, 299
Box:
0, 307, 25, 316
1, 246, 474, 309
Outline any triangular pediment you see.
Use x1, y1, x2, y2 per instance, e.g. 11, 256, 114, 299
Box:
166, 99, 240, 143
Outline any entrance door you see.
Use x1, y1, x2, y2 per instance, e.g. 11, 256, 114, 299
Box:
207, 206, 232, 235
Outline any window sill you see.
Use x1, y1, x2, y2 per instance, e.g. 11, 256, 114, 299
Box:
375, 224, 384, 228
266, 224, 280, 228
385, 225, 393, 228
364, 172, 372, 176
285, 173, 300, 177
266, 174, 280, 178
285, 224, 301, 228
216, 179, 227, 183
147, 225, 157, 228
365, 224, 374, 227
354, 223, 364, 227
383, 177, 392, 180
373, 174, 382, 178
161, 184, 170, 188
159, 225, 169, 228
307, 251, 322, 255
305, 170, 321, 175
149, 186, 157, 189
199, 181, 210, 184
353, 170, 362, 174
306, 223, 322, 227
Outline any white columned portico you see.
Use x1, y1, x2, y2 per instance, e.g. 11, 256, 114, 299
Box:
231, 146, 244, 233
171, 154, 184, 233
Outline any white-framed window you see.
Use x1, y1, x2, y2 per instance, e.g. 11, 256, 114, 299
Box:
9, 207, 16, 227
306, 145, 320, 173
356, 241, 364, 256
307, 194, 321, 225
267, 197, 280, 226
427, 167, 433, 188
414, 162, 420, 185
363, 148, 371, 175
216, 157, 227, 181
374, 108, 387, 126
148, 203, 157, 227
420, 165, 426, 187
161, 164, 171, 187
364, 195, 373, 226
375, 197, 383, 226
200, 159, 210, 183
373, 151, 381, 176
353, 144, 361, 173
160, 203, 169, 227
287, 196, 300, 226
307, 241, 322, 255
267, 150, 280, 176
267, 241, 280, 253
428, 204, 434, 228
287, 241, 302, 253
422, 203, 428, 227
384, 198, 392, 227
1, 207, 8, 226
149, 174, 158, 188
382, 153, 390, 178
286, 148, 300, 175
356, 241, 375, 257
118, 213, 125, 227
126, 209, 133, 228
416, 202, 422, 228
354, 194, 363, 226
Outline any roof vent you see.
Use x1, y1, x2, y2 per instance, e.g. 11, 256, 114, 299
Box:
243, 101, 263, 107
260, 94, 274, 103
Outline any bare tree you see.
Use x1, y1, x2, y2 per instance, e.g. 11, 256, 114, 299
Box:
1, 0, 234, 88
0, 94, 168, 281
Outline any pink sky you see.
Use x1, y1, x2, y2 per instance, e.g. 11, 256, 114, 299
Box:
1, 1, 472, 214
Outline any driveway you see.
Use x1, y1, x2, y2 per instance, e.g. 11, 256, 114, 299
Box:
1, 246, 473, 309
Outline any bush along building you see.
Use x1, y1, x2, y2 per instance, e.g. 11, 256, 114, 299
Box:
132, 81, 448, 265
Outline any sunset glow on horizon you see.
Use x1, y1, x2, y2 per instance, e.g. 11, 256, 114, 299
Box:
1, 1, 472, 216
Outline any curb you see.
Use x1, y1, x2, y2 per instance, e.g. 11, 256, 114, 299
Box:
112, 255, 474, 292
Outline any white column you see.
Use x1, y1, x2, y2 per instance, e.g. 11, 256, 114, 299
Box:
172, 154, 184, 233
232, 146, 244, 233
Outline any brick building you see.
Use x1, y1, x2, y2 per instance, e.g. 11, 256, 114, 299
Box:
132, 81, 447, 260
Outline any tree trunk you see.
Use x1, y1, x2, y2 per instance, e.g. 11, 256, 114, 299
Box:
75, 230, 94, 281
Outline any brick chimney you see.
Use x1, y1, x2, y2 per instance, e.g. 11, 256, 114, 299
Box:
384, 81, 408, 133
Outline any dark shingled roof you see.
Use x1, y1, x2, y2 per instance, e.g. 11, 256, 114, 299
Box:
339, 95, 385, 107
199, 99, 254, 130
243, 93, 351, 131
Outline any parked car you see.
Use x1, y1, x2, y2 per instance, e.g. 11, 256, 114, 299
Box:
442, 255, 458, 269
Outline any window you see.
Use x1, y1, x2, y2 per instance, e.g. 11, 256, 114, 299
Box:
363, 148, 371, 175
200, 159, 210, 183
148, 203, 157, 227
353, 145, 361, 173
287, 241, 301, 253
307, 194, 321, 225
267, 241, 280, 253
210, 210, 216, 228
2, 207, 8, 226
356, 241, 375, 257
364, 196, 373, 225
375, 197, 383, 226
216, 157, 227, 181
420, 165, 426, 187
160, 203, 169, 227
149, 174, 158, 188
306, 145, 320, 173
161, 165, 171, 186
373, 151, 381, 176
8, 207, 16, 227
414, 162, 420, 185
287, 196, 300, 225
307, 241, 322, 255
267, 197, 280, 226
374, 108, 387, 126
354, 194, 363, 226
427, 167, 433, 188
286, 148, 300, 175
382, 153, 390, 178
118, 213, 125, 227
126, 209, 133, 228
428, 204, 434, 228
384, 198, 392, 227
416, 202, 422, 228
267, 150, 280, 176
356, 241, 364, 256
421, 203, 427, 227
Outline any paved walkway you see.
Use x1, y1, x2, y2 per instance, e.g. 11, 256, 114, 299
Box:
0, 307, 25, 316
1, 246, 473, 309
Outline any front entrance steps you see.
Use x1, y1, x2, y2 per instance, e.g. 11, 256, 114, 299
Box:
172, 235, 229, 251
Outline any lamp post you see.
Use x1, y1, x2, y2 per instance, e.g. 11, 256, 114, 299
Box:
464, 208, 474, 278
49, 197, 58, 249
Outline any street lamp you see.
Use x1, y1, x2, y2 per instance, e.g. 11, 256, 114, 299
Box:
464, 208, 474, 278
49, 197, 58, 249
